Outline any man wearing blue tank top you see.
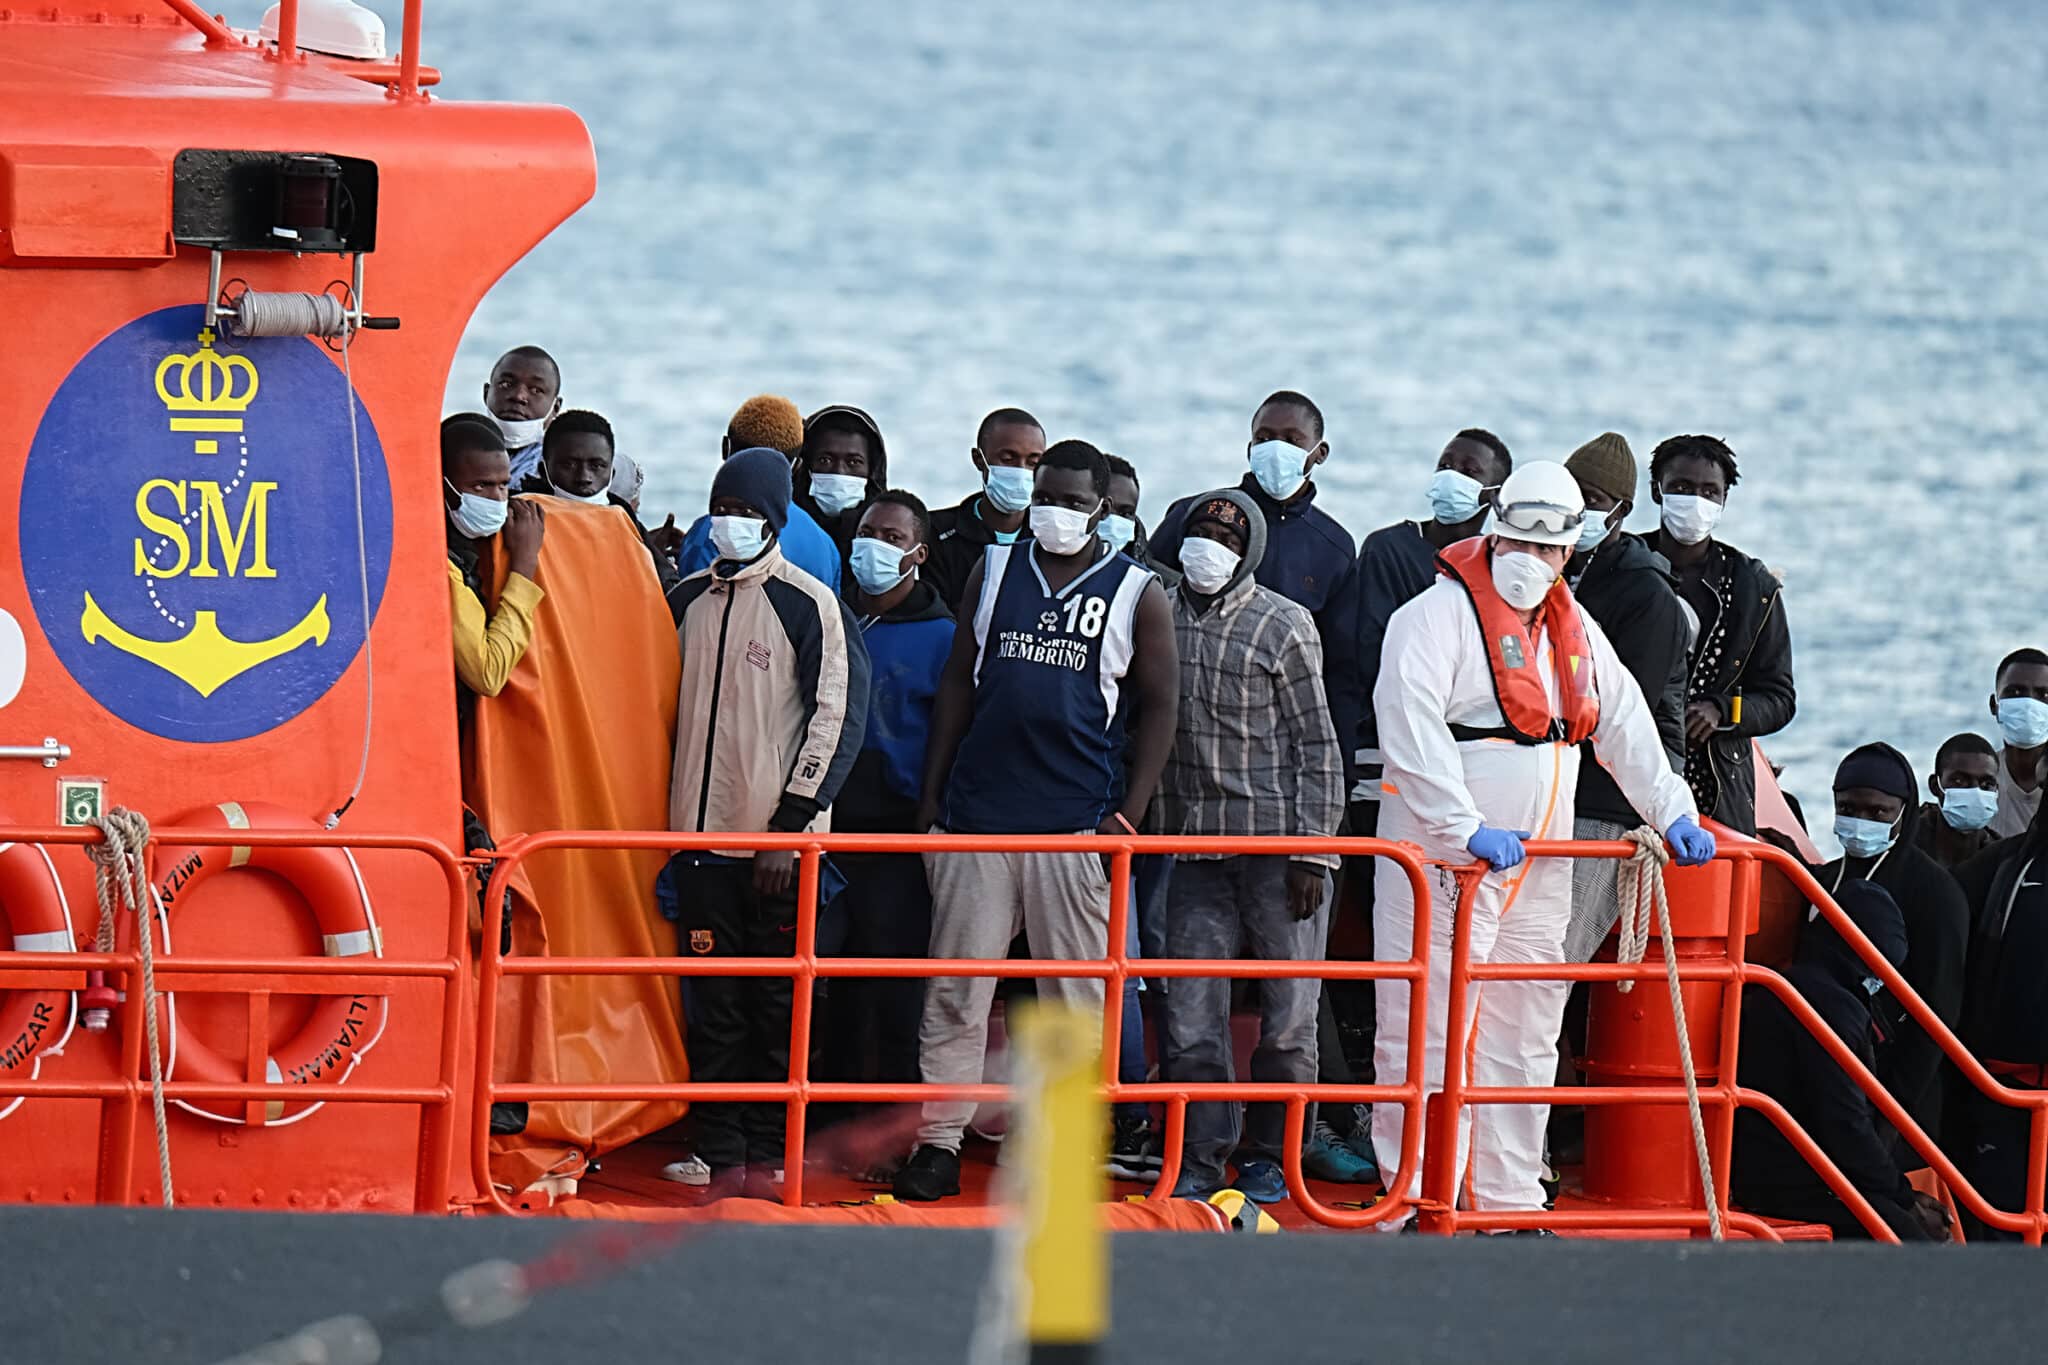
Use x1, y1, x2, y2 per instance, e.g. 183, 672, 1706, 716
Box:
894, 440, 1180, 1201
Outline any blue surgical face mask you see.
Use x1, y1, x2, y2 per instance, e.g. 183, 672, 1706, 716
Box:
709, 515, 770, 562
1574, 506, 1615, 554
447, 485, 508, 540
850, 536, 916, 596
1249, 439, 1312, 501
1940, 785, 1999, 832
983, 463, 1035, 514
1996, 696, 2048, 750
1833, 813, 1900, 861
809, 472, 867, 517
1428, 468, 1484, 525
1098, 514, 1137, 555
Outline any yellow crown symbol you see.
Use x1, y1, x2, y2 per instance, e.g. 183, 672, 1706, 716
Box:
155, 332, 259, 453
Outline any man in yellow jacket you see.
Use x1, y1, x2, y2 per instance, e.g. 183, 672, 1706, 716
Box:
443, 413, 546, 716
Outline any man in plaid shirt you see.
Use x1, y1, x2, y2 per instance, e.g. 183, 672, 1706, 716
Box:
1155, 490, 1346, 1201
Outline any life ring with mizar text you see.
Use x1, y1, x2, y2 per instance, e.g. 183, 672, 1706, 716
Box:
0, 841, 79, 1121
152, 802, 387, 1125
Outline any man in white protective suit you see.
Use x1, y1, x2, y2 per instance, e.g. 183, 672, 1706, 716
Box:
1369, 460, 1718, 1225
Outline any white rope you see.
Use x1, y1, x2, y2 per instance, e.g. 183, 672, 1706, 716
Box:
225, 291, 349, 339
325, 311, 374, 829
88, 808, 174, 1209
1613, 826, 1722, 1241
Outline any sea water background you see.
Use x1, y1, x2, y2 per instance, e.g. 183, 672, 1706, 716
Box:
410, 0, 2045, 824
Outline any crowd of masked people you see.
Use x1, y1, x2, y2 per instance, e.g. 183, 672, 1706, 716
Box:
442, 343, 2048, 1240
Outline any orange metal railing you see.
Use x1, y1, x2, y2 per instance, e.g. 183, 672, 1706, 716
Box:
0, 824, 473, 1212
1421, 839, 2048, 1243
4, 819, 2042, 1239
472, 833, 1437, 1226
473, 830, 2048, 1241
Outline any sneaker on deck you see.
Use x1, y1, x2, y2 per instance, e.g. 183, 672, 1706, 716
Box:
892, 1145, 961, 1202
1106, 1114, 1162, 1180
1303, 1121, 1379, 1184
1232, 1157, 1288, 1205
659, 1154, 712, 1186
1172, 1172, 1222, 1201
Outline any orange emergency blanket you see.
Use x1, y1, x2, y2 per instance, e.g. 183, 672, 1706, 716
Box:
466, 498, 688, 1193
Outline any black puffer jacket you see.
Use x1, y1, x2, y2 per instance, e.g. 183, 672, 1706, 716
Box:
1569, 531, 1689, 826
1653, 534, 1796, 834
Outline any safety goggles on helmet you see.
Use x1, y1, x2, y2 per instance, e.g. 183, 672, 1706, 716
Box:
1495, 498, 1584, 539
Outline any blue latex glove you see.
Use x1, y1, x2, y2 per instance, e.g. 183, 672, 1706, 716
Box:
1466, 826, 1532, 872
1666, 815, 1716, 867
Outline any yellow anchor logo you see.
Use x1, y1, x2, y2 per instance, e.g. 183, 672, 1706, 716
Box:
80, 595, 330, 699
79, 332, 329, 696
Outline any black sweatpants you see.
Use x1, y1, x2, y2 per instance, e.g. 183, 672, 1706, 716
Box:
1958, 1083, 2045, 1242
673, 861, 796, 1173
821, 852, 932, 1091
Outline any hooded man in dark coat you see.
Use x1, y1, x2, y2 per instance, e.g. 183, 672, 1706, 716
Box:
793, 404, 889, 576
1812, 742, 1968, 1157
1733, 880, 1949, 1241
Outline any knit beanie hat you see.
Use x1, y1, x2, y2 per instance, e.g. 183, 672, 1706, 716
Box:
1565, 432, 1637, 505
711, 447, 793, 533
1833, 742, 1917, 804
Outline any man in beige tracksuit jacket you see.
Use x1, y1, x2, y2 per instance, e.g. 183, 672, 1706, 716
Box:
666, 448, 871, 1199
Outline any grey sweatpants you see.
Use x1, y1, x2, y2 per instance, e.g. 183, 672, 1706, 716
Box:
915, 840, 1110, 1152
1160, 855, 1328, 1189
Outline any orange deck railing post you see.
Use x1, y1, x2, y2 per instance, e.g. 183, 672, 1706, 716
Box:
782, 844, 822, 1207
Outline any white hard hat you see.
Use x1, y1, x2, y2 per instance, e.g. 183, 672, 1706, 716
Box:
1492, 461, 1586, 547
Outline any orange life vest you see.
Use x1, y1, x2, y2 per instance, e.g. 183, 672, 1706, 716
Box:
1435, 538, 1600, 745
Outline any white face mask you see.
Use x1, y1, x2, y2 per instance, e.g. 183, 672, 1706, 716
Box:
1030, 504, 1098, 556
448, 487, 508, 539
809, 472, 867, 517
1098, 514, 1137, 555
1179, 536, 1242, 594
710, 515, 770, 561
491, 411, 548, 451
1996, 696, 2048, 750
609, 452, 645, 506
1490, 547, 1557, 611
1248, 439, 1312, 502
550, 482, 611, 506
1659, 493, 1723, 546
983, 464, 1035, 514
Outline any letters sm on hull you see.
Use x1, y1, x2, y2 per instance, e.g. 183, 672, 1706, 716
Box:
19, 305, 392, 741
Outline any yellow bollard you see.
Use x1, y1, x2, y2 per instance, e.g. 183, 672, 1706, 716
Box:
1011, 1004, 1108, 1364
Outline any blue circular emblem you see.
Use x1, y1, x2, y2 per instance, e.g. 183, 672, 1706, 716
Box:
19, 305, 392, 743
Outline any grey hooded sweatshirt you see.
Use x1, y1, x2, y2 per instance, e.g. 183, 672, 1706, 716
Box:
1155, 489, 1345, 868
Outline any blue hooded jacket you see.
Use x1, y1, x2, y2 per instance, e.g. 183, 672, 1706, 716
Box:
837, 580, 954, 832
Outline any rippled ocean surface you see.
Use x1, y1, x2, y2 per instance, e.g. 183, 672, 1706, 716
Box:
427, 0, 2048, 819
